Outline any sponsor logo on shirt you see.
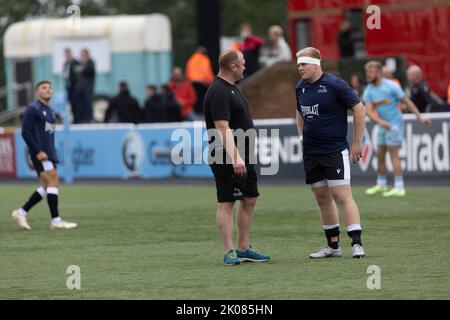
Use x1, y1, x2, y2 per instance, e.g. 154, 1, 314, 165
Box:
45, 121, 55, 134
372, 99, 391, 107
318, 85, 327, 93
301, 104, 319, 118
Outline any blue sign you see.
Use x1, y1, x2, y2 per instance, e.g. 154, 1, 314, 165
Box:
15, 124, 212, 179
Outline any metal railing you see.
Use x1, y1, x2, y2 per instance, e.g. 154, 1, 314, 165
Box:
0, 82, 33, 126
0, 106, 26, 125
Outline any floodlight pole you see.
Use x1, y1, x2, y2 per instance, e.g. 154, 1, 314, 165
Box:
196, 0, 221, 74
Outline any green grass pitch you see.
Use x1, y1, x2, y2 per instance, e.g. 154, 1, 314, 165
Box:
0, 184, 449, 299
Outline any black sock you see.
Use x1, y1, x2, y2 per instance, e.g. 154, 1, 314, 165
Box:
348, 230, 362, 246
325, 227, 340, 249
47, 194, 59, 219
22, 191, 44, 212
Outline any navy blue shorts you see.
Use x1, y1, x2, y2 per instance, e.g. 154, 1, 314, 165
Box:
303, 149, 350, 185
31, 158, 57, 177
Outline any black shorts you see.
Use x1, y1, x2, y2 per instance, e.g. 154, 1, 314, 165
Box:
210, 164, 259, 203
303, 149, 350, 185
31, 158, 57, 177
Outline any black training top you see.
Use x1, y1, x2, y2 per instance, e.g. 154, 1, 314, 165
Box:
21, 100, 58, 162
204, 76, 254, 163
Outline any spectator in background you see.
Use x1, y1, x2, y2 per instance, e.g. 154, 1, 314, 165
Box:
349, 73, 365, 98
105, 81, 141, 124
186, 46, 214, 117
363, 61, 431, 198
406, 64, 447, 113
76, 49, 96, 123
382, 66, 400, 85
62, 48, 81, 123
168, 67, 197, 121
144, 85, 167, 123
161, 85, 182, 123
265, 25, 292, 67
337, 19, 356, 58
448, 84, 450, 106
233, 23, 264, 78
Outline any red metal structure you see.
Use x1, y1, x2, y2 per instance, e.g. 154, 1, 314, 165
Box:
287, 0, 449, 98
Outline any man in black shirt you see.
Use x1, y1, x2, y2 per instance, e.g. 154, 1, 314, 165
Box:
204, 50, 270, 265
105, 81, 142, 124
143, 85, 164, 123
76, 48, 96, 123
12, 81, 77, 230
407, 65, 446, 113
337, 20, 355, 58
161, 85, 182, 123
63, 48, 81, 123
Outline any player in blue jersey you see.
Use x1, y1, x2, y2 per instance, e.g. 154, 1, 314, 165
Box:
295, 47, 367, 259
363, 61, 431, 197
12, 81, 77, 230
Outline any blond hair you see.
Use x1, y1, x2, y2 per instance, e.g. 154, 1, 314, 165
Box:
296, 47, 322, 60
268, 25, 283, 36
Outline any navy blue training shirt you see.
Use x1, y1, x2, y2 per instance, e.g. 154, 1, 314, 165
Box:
296, 73, 360, 155
22, 100, 58, 162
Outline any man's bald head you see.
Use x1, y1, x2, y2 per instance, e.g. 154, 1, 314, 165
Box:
219, 50, 243, 71
218, 50, 245, 83
407, 65, 423, 85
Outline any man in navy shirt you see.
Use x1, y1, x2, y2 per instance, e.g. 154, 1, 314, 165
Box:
295, 47, 366, 258
12, 81, 77, 230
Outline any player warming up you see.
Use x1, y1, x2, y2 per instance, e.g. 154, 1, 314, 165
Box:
12, 81, 77, 231
295, 47, 366, 259
363, 61, 431, 197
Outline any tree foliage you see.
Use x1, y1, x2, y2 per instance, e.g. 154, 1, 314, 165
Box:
221, 0, 287, 37
0, 0, 286, 110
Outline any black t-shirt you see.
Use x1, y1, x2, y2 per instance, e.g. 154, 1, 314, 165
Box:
204, 76, 254, 163
410, 81, 444, 113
